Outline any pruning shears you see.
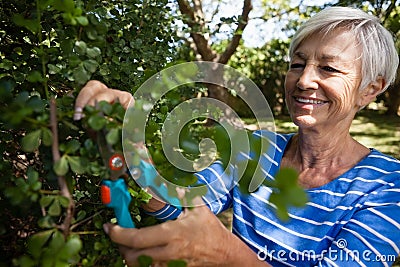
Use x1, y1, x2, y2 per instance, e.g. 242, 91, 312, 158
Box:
129, 157, 183, 210
98, 128, 183, 228
98, 129, 135, 228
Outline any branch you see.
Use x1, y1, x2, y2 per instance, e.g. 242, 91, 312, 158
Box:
382, 0, 397, 23
50, 97, 75, 238
218, 0, 252, 64
177, 0, 217, 61
70, 210, 104, 231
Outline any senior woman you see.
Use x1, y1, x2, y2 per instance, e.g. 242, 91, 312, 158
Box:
75, 6, 400, 267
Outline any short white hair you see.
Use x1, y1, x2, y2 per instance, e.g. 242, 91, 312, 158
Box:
289, 6, 399, 93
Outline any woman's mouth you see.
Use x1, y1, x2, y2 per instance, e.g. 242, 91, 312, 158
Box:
294, 96, 328, 105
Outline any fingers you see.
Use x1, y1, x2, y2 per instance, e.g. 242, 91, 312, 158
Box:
113, 89, 134, 109
104, 221, 176, 249
74, 80, 106, 109
73, 80, 134, 120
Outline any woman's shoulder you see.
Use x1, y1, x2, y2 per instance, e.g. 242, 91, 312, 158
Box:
349, 149, 400, 187
252, 130, 295, 151
361, 149, 400, 172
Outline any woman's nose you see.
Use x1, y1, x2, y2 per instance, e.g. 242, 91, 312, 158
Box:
296, 65, 319, 90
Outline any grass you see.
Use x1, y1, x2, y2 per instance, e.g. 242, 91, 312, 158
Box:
273, 109, 400, 159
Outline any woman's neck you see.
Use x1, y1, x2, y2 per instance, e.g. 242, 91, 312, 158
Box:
284, 129, 370, 173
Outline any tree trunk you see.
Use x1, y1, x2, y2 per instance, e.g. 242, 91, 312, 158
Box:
177, 0, 253, 106
385, 67, 400, 116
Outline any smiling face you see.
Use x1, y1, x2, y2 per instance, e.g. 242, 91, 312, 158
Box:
284, 29, 365, 131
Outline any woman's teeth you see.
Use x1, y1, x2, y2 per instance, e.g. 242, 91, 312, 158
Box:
296, 97, 326, 104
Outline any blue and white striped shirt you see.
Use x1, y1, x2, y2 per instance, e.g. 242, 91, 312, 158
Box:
150, 132, 400, 266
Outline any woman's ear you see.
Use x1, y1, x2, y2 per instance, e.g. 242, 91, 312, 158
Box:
358, 77, 386, 107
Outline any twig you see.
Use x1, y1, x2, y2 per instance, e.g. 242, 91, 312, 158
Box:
70, 210, 105, 231
50, 97, 75, 238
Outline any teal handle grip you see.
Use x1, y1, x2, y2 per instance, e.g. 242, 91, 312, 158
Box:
132, 160, 182, 209
101, 179, 135, 228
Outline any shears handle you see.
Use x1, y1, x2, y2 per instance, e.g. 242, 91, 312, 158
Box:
132, 160, 182, 209
101, 179, 135, 228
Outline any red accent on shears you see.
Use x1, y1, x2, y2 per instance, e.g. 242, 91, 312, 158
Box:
101, 185, 111, 204
109, 154, 124, 171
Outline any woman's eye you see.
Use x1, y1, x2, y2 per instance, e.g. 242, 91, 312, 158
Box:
321, 66, 340, 73
290, 63, 304, 69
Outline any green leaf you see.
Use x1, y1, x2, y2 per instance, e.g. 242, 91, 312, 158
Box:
48, 200, 61, 216
86, 47, 101, 58
76, 210, 86, 221
22, 130, 42, 152
41, 127, 53, 146
83, 59, 98, 73
286, 187, 308, 207
86, 29, 98, 40
75, 16, 88, 26
48, 230, 65, 251
38, 215, 54, 230
27, 167, 39, 183
40, 196, 54, 208
59, 235, 82, 260
98, 100, 112, 115
58, 196, 70, 208
15, 255, 35, 267
48, 63, 62, 74
54, 156, 69, 176
74, 41, 87, 55
138, 255, 153, 267
27, 70, 44, 83
87, 114, 106, 131
67, 156, 85, 174
38, 0, 53, 9
72, 65, 90, 84
94, 241, 103, 251
53, 0, 75, 13
27, 230, 54, 259
64, 139, 80, 154
275, 168, 298, 188
12, 14, 39, 34
27, 168, 42, 191
167, 260, 187, 267
106, 128, 120, 145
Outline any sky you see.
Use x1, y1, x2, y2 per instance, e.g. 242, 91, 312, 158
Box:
202, 0, 335, 47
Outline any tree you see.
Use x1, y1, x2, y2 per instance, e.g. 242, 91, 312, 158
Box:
175, 0, 253, 107
0, 1, 306, 266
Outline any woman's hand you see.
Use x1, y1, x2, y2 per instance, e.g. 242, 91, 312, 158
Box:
74, 80, 133, 120
103, 198, 268, 267
73, 80, 166, 212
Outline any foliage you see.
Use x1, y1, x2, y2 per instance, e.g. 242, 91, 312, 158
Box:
225, 38, 290, 115
0, 0, 179, 266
